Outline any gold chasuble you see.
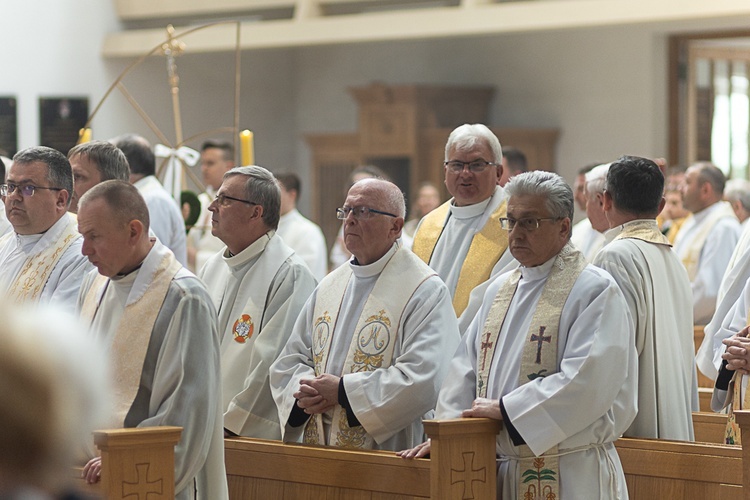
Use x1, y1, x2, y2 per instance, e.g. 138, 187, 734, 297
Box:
412, 199, 508, 316
80, 253, 182, 426
476, 244, 586, 499
3, 213, 79, 304
303, 247, 435, 449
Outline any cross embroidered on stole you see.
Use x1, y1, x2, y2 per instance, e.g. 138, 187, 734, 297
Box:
475, 244, 587, 499
303, 248, 434, 449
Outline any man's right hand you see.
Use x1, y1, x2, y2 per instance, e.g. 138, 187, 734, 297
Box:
397, 439, 431, 459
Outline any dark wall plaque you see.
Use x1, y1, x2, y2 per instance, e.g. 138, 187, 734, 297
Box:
39, 97, 88, 155
0, 97, 18, 156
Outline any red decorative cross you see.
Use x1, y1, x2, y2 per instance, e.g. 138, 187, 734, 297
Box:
530, 326, 551, 364
450, 451, 486, 500
480, 331, 494, 370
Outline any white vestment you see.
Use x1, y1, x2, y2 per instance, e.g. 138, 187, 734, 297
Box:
270, 243, 460, 451
594, 220, 696, 440
78, 241, 227, 500
134, 175, 188, 266
0, 208, 10, 237
199, 231, 317, 438
437, 254, 637, 499
673, 201, 741, 325
277, 208, 328, 281
0, 213, 92, 307
570, 217, 606, 262
697, 220, 750, 378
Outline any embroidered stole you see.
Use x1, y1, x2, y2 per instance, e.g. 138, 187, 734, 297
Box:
4, 214, 79, 303
412, 199, 508, 316
614, 220, 672, 247
476, 244, 587, 499
679, 202, 736, 280
80, 253, 182, 427
303, 248, 435, 449
724, 302, 750, 445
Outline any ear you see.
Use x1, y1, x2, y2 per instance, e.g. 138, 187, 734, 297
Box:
495, 163, 503, 181
251, 204, 264, 221
57, 189, 70, 210
596, 191, 605, 207
658, 196, 667, 214
560, 217, 571, 238
601, 190, 614, 212
391, 216, 405, 239
128, 219, 145, 243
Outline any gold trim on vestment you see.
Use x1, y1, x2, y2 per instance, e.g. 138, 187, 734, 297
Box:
614, 220, 671, 247
412, 199, 508, 316
475, 243, 587, 499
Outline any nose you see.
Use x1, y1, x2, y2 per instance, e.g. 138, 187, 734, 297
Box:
208, 198, 218, 213
81, 238, 93, 257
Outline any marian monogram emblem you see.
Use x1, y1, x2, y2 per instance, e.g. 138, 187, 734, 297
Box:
352, 310, 391, 372
312, 312, 332, 367
232, 314, 254, 343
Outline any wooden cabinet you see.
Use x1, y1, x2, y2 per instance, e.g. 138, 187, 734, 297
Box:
306, 83, 559, 250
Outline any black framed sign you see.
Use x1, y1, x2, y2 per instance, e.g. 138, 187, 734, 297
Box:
39, 97, 88, 154
0, 97, 17, 156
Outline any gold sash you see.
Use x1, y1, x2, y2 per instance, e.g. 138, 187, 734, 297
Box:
412, 198, 508, 316
5, 213, 79, 303
680, 202, 736, 281
614, 220, 672, 247
80, 252, 182, 427
476, 243, 587, 499
303, 247, 435, 449
724, 303, 750, 445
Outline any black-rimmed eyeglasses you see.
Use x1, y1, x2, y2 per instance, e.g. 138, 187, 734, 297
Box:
213, 193, 259, 207
0, 183, 63, 197
336, 206, 398, 220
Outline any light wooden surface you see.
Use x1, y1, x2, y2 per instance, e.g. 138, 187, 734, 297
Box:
693, 411, 728, 444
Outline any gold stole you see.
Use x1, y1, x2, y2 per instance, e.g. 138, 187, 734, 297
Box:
724, 305, 750, 445
80, 253, 182, 427
303, 248, 434, 449
475, 244, 586, 499
412, 199, 508, 316
5, 213, 79, 303
680, 202, 736, 280
614, 220, 672, 247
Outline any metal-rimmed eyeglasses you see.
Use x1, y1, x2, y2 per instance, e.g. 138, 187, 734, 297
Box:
213, 193, 259, 207
499, 217, 562, 231
444, 160, 496, 174
0, 183, 63, 197
336, 206, 398, 220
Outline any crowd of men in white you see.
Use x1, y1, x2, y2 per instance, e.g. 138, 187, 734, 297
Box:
3, 124, 750, 499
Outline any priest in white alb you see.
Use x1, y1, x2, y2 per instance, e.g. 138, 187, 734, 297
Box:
412, 124, 516, 330
0, 146, 92, 307
401, 171, 637, 499
575, 163, 609, 261
270, 178, 460, 451
673, 162, 741, 325
199, 166, 317, 439
76, 181, 227, 500
593, 156, 696, 440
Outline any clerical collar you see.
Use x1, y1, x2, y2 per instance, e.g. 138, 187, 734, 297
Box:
349, 242, 399, 279
520, 253, 557, 282
113, 262, 144, 280
449, 196, 491, 220
223, 230, 274, 268
603, 219, 656, 244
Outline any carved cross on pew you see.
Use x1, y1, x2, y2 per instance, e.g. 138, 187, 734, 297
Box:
122, 463, 163, 499
530, 326, 551, 364
479, 331, 494, 370
450, 451, 486, 500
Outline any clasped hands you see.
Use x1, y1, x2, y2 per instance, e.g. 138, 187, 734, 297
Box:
294, 373, 341, 414
723, 325, 750, 375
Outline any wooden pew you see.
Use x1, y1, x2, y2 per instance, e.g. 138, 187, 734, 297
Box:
693, 411, 728, 444
69, 426, 181, 499
224, 418, 501, 499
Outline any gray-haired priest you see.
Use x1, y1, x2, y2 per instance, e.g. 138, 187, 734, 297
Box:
270, 178, 460, 450
400, 171, 637, 499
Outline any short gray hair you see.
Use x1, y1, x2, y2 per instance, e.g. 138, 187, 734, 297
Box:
584, 163, 610, 200
506, 170, 574, 222
224, 166, 281, 229
726, 178, 750, 212
445, 124, 503, 164
67, 141, 130, 182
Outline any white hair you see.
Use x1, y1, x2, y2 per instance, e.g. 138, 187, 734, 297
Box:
584, 163, 611, 199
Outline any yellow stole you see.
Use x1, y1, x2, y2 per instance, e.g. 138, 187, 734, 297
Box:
4, 213, 79, 304
724, 307, 750, 445
614, 220, 672, 247
679, 202, 736, 281
412, 198, 508, 316
303, 247, 435, 449
80, 252, 182, 427
475, 243, 586, 499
